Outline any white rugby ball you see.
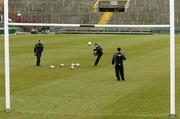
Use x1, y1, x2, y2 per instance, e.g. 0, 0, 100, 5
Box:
75, 63, 80, 67
70, 66, 74, 70
49, 65, 55, 69
71, 63, 75, 66
60, 64, 64, 67
88, 42, 92, 46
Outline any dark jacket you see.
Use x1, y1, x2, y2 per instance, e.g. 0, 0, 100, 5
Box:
34, 43, 44, 55
93, 45, 103, 56
112, 51, 126, 67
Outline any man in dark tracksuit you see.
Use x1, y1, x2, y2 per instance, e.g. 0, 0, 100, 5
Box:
34, 40, 44, 66
93, 43, 103, 66
112, 47, 126, 81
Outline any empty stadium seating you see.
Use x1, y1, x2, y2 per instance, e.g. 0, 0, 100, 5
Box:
8, 0, 180, 26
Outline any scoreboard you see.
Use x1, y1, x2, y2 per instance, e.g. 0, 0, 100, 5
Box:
98, 0, 129, 12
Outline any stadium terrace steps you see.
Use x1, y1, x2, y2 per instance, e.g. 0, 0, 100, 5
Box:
0, 0, 3, 12
8, 0, 180, 25
110, 0, 169, 25
98, 12, 113, 24
9, 0, 93, 23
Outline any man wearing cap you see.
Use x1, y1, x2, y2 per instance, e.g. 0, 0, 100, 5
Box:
112, 47, 126, 81
34, 40, 44, 66
93, 43, 103, 66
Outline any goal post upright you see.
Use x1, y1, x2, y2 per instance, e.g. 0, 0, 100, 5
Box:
4, 0, 175, 116
169, 0, 176, 117
4, 0, 10, 112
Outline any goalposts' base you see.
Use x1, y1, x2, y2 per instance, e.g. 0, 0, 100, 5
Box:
169, 114, 176, 118
6, 109, 10, 112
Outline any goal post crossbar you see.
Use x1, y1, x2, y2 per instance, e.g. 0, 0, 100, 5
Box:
9, 23, 170, 28
4, 0, 175, 116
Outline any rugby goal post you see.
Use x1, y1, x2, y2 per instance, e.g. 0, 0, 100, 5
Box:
4, 0, 175, 116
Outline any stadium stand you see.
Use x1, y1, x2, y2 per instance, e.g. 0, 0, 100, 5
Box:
0, 0, 3, 23
0, 0, 3, 11
8, 0, 180, 25
7, 0, 180, 34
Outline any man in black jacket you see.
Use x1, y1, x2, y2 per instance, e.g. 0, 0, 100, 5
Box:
112, 47, 126, 81
93, 43, 103, 66
34, 40, 44, 66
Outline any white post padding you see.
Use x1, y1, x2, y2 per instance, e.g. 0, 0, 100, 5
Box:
170, 0, 176, 116
4, 0, 10, 112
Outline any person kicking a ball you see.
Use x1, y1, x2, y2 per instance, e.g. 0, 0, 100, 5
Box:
93, 43, 103, 66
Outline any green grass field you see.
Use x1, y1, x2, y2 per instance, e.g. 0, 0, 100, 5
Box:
0, 34, 180, 119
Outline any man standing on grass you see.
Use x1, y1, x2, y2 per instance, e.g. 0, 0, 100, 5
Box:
93, 43, 103, 66
112, 47, 126, 81
34, 40, 44, 66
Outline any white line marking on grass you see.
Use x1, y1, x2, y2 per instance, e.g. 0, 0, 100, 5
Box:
15, 110, 168, 117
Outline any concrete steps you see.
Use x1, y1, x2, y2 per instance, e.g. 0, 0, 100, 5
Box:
8, 0, 180, 25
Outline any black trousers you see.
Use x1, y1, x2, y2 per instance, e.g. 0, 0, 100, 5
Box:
94, 54, 102, 66
36, 53, 41, 66
115, 66, 125, 81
